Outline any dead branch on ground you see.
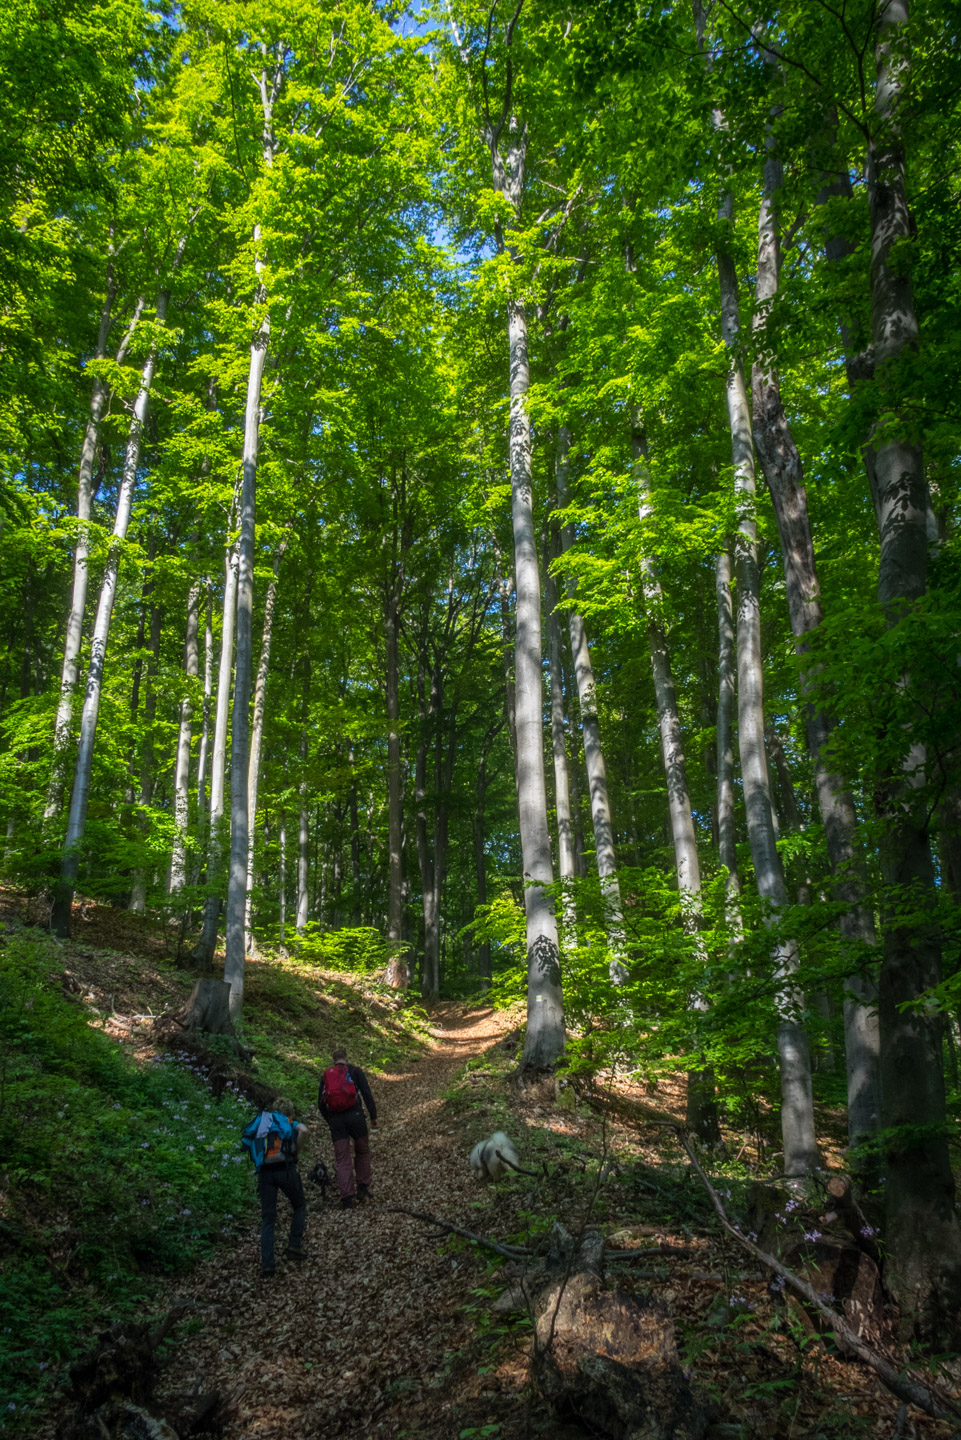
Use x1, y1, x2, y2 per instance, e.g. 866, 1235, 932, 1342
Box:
647, 1121, 961, 1426
387, 1206, 531, 1260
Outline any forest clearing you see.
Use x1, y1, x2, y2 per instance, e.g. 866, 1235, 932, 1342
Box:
2, 0, 961, 1432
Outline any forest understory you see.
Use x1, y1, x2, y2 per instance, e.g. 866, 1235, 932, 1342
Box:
1, 894, 957, 1440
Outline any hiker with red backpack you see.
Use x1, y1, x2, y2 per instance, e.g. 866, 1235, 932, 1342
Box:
240, 1098, 308, 1276
319, 1047, 378, 1209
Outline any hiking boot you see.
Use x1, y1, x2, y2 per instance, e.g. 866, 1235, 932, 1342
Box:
286, 1246, 304, 1263
262, 1264, 276, 1278
340, 1196, 355, 1210
357, 1183, 370, 1203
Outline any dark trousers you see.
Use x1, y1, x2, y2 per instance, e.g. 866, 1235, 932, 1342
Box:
327, 1111, 371, 1198
258, 1163, 306, 1268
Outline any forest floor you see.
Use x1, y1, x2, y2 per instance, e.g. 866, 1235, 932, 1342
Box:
5, 892, 959, 1440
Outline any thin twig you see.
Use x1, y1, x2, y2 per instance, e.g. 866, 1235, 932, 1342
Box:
651, 1122, 961, 1425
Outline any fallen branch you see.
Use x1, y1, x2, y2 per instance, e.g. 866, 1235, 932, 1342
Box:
387, 1206, 531, 1261
648, 1122, 961, 1426
494, 1147, 540, 1179
606, 1244, 700, 1261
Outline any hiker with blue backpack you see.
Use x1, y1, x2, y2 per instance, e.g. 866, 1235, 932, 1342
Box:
240, 1098, 308, 1277
319, 1047, 378, 1209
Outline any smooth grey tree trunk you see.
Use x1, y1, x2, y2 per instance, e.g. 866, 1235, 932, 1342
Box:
448, 8, 563, 1067
635, 427, 719, 1142
751, 110, 881, 1156
716, 188, 819, 1177
384, 584, 408, 987
556, 426, 627, 984
52, 271, 179, 939
45, 280, 145, 823
278, 806, 287, 954
129, 596, 161, 912
169, 581, 201, 894
224, 57, 283, 1019
191, 589, 214, 888
192, 542, 238, 966
715, 545, 740, 907
544, 549, 577, 946
508, 286, 563, 1069
866, 0, 961, 1342
296, 656, 311, 938
243, 535, 287, 952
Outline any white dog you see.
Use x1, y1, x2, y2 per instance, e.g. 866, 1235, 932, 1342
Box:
469, 1131, 519, 1181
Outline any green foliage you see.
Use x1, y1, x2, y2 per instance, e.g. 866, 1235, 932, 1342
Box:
0, 931, 257, 1427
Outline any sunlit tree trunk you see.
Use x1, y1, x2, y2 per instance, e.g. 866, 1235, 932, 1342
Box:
244, 536, 287, 953
45, 276, 145, 823
169, 581, 201, 895
278, 805, 287, 954
544, 544, 576, 946
296, 656, 310, 937
52, 268, 180, 939
191, 541, 238, 967
715, 544, 740, 906
384, 581, 408, 987
129, 596, 161, 913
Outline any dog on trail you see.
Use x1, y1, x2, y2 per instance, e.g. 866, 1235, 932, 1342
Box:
469, 1131, 519, 1181
307, 1159, 332, 1199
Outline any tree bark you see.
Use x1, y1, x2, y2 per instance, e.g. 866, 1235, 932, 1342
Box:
384, 580, 408, 988
244, 534, 287, 952
715, 545, 740, 908
556, 426, 626, 984
716, 187, 818, 1177
52, 267, 180, 939
296, 657, 311, 937
191, 541, 238, 967
129, 595, 161, 913
193, 588, 214, 878
544, 543, 577, 946
45, 278, 145, 823
866, 0, 961, 1342
634, 425, 719, 1143
169, 581, 201, 895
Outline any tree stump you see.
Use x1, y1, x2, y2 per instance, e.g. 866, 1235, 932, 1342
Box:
384, 953, 409, 989
533, 1275, 710, 1440
176, 978, 233, 1034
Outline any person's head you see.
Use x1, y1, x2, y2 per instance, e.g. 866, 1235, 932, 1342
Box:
275, 1095, 296, 1118
332, 1047, 347, 1065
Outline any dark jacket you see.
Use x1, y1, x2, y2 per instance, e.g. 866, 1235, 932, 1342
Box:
318, 1063, 377, 1127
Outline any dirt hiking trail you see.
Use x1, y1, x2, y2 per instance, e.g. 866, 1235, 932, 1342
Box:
155, 1003, 515, 1439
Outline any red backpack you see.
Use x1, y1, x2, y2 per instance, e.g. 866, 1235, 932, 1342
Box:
322, 1064, 358, 1114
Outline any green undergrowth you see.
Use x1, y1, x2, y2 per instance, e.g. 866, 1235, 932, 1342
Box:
0, 924, 430, 1432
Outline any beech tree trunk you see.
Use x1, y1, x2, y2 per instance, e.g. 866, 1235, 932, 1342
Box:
634, 426, 719, 1144
296, 657, 310, 937
716, 189, 818, 1177
192, 542, 238, 967
750, 109, 881, 1155
556, 426, 627, 985
52, 269, 180, 939
129, 596, 161, 913
169, 581, 201, 894
544, 545, 576, 946
244, 536, 287, 952
715, 545, 740, 907
865, 0, 961, 1342
508, 282, 563, 1069
45, 279, 145, 823
278, 807, 287, 953
193, 589, 214, 876
384, 582, 408, 988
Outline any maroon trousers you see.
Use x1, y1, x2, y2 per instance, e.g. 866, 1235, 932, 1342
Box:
328, 1111, 371, 1198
